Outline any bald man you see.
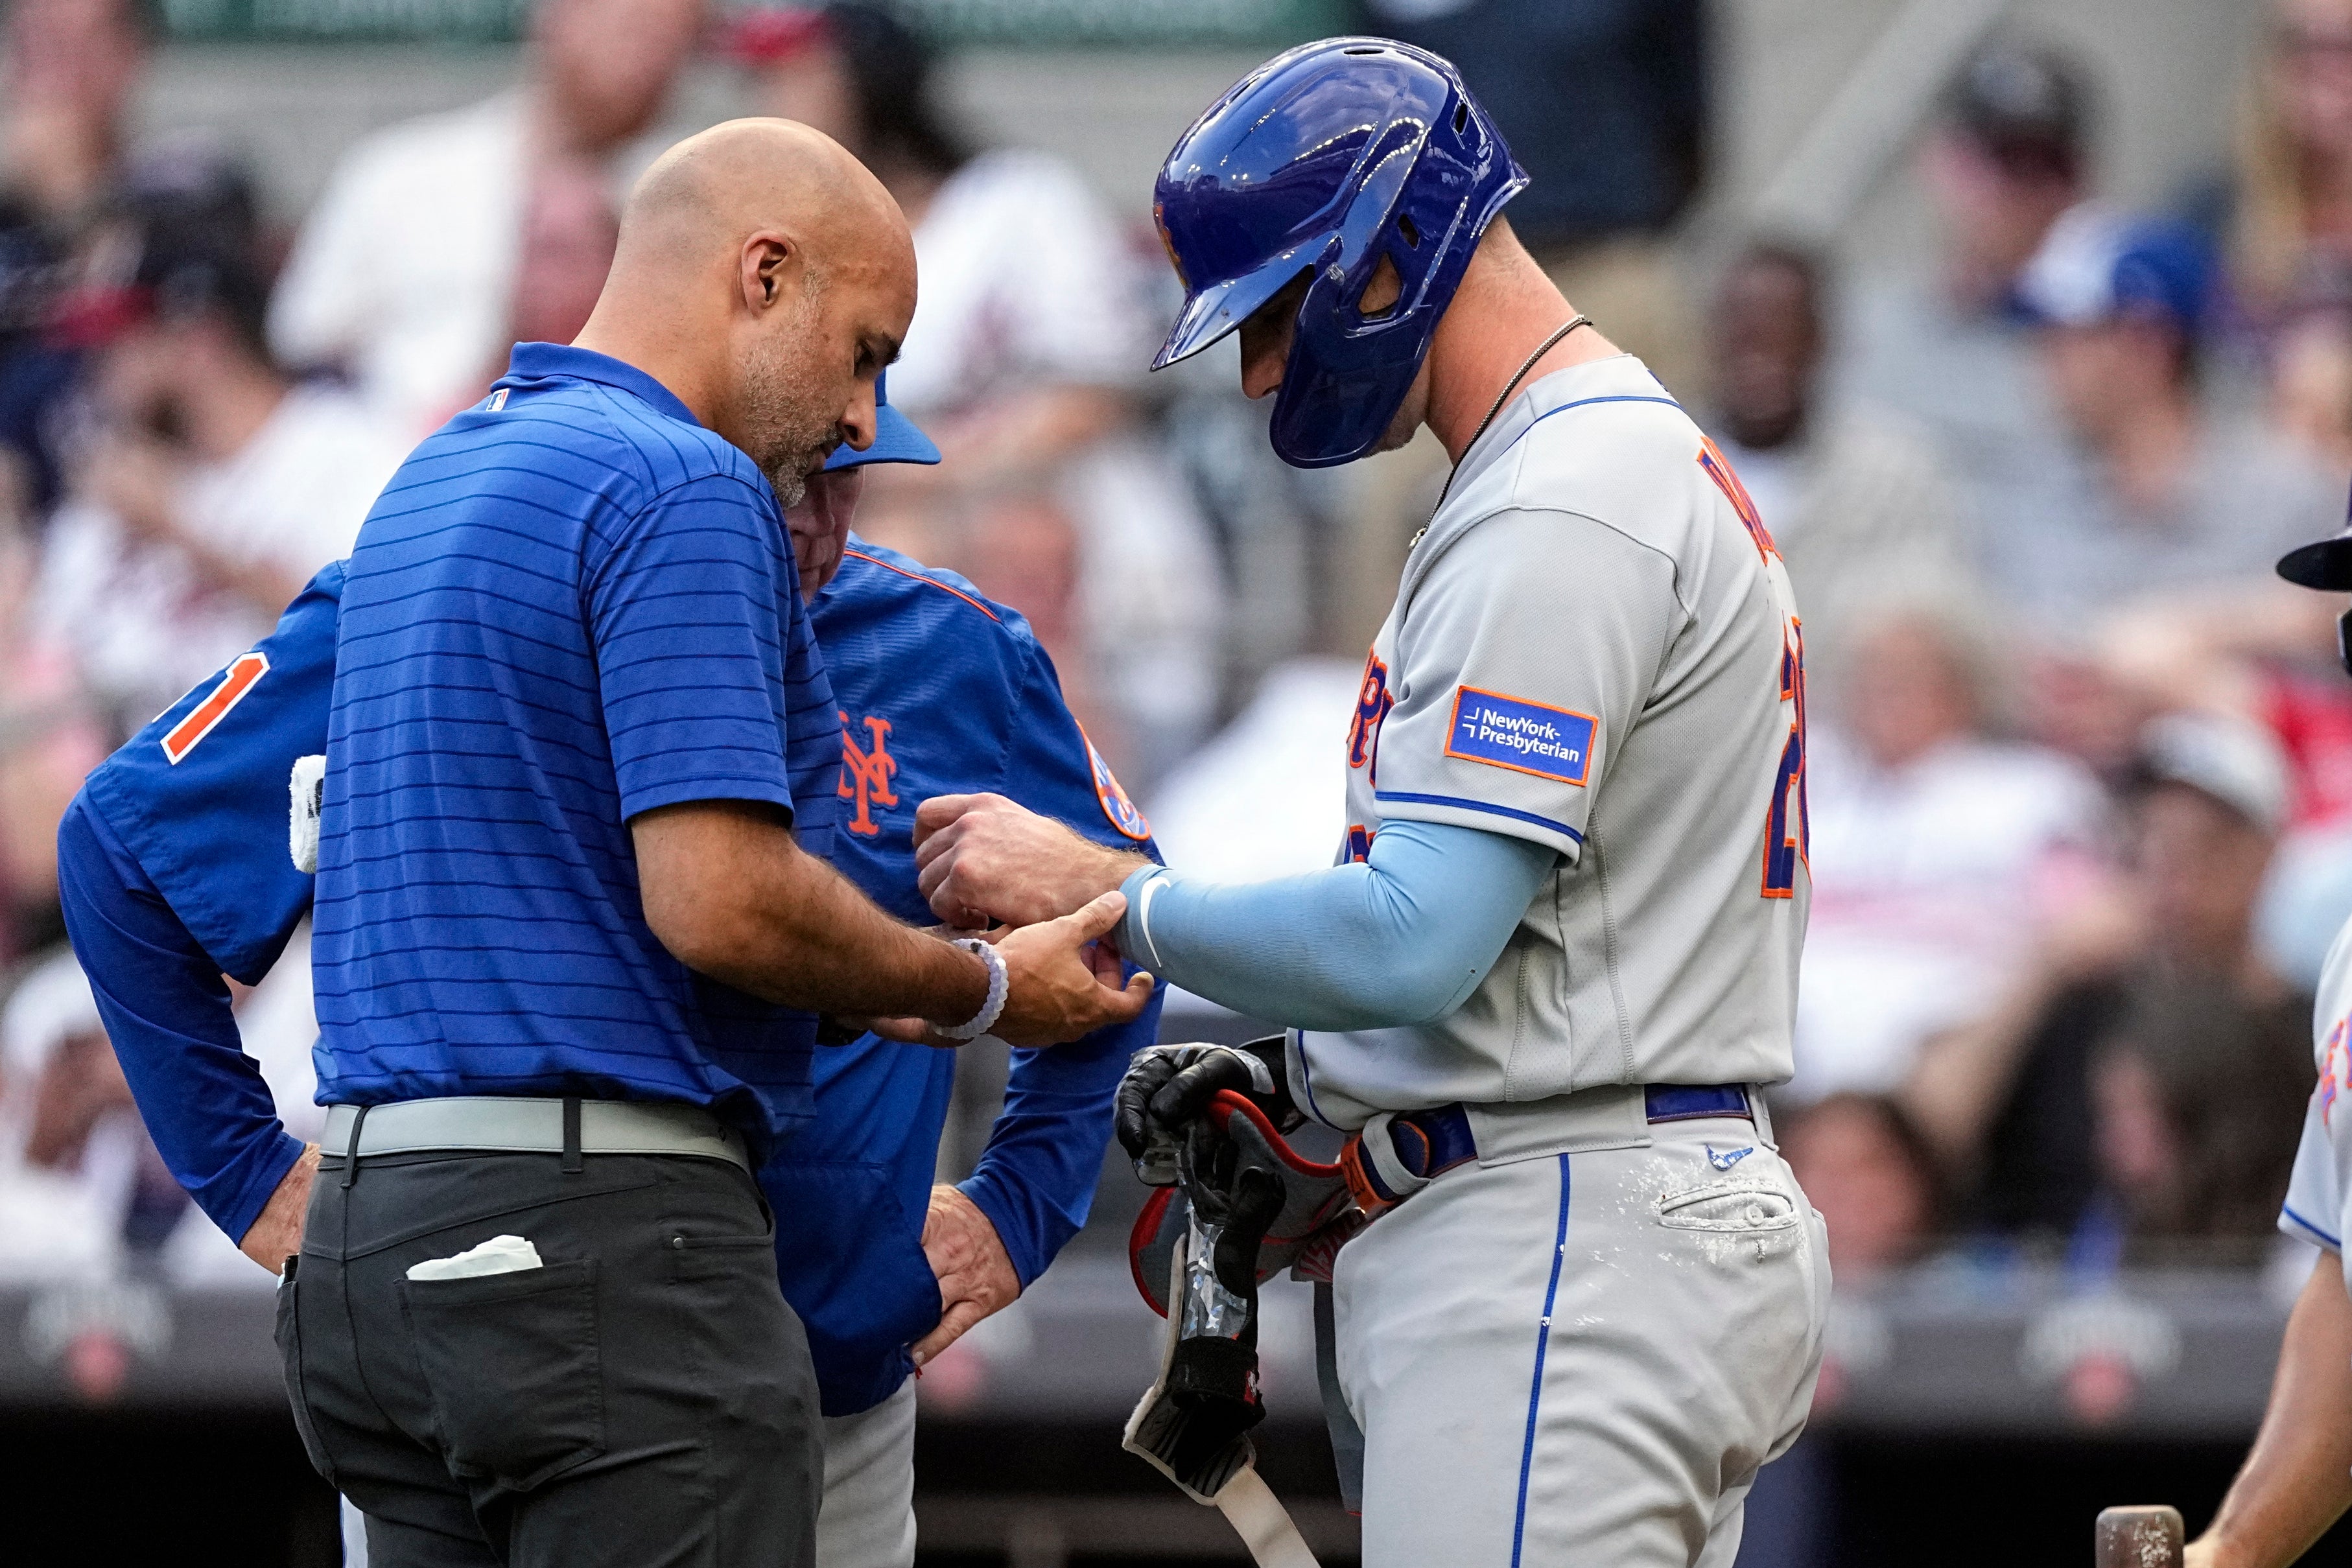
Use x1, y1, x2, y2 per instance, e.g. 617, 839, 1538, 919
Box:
266, 121, 1149, 1568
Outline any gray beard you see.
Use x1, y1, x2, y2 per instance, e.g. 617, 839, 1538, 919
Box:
739, 285, 836, 515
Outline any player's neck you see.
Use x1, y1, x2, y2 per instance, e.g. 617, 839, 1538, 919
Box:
1424, 228, 1623, 465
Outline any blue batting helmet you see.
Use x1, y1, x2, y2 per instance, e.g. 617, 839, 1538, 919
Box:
1149, 38, 1527, 468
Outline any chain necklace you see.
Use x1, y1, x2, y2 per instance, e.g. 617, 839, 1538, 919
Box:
1407, 314, 1592, 551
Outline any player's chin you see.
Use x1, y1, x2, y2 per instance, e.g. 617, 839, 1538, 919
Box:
1370, 392, 1426, 455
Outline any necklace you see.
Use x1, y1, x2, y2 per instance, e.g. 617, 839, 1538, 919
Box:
1409, 313, 1592, 550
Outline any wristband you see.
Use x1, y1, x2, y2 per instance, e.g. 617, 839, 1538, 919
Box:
937, 937, 1009, 1040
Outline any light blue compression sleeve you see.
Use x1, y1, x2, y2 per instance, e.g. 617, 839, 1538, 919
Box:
1114, 819, 1556, 1033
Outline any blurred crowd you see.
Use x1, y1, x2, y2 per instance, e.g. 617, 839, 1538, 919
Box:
1, 0, 2351, 1296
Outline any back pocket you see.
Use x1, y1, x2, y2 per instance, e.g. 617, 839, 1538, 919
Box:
403, 1258, 604, 1490
1657, 1178, 1801, 1235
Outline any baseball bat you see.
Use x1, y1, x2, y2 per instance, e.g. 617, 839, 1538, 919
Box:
2095, 1506, 2184, 1568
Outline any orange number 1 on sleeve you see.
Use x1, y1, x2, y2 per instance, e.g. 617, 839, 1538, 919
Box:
161, 651, 270, 764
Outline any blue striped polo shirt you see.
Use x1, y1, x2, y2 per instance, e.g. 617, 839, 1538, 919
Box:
312, 342, 840, 1153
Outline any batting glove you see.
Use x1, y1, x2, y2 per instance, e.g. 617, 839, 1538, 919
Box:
1116, 1036, 1295, 1184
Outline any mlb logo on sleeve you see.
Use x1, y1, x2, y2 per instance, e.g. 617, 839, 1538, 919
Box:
1444, 686, 1595, 785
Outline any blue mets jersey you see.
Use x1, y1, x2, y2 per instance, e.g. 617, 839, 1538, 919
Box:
59, 539, 1160, 1414
313, 343, 838, 1153
781, 537, 1164, 1414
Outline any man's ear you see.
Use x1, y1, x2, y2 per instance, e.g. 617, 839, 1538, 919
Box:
741, 231, 802, 313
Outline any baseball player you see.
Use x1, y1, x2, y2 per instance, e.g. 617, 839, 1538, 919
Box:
2159, 513, 2352, 1568
56, 378, 1165, 1567
912, 39, 1828, 1567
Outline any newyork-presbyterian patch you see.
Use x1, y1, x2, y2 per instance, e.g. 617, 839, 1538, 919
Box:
1444, 686, 1595, 785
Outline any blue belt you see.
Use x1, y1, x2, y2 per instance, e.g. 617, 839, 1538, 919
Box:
1362, 1083, 1752, 1202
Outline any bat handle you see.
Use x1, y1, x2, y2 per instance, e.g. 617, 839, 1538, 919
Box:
2096, 1506, 2185, 1568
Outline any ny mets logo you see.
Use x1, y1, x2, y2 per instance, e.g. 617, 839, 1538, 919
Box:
838, 712, 899, 837
1083, 728, 1151, 842
1348, 650, 1393, 772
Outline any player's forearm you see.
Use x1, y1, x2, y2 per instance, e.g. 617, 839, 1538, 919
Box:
2194, 1254, 2352, 1568
1119, 819, 1552, 1032
635, 801, 989, 1024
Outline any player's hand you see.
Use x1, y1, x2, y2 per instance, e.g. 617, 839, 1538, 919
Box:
912, 1184, 1022, 1367
239, 1143, 320, 1272
1115, 1044, 1274, 1182
914, 793, 1147, 928
868, 891, 1152, 1047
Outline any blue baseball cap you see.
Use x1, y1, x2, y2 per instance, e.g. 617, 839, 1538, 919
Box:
2015, 207, 2213, 334
823, 369, 939, 471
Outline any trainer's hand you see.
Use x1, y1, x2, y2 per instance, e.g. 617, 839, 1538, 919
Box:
992, 890, 1154, 1044
913, 1185, 1022, 1366
915, 793, 1147, 928
239, 1143, 320, 1272
868, 892, 1153, 1047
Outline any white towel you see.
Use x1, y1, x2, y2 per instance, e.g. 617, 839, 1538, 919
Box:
405, 1234, 543, 1281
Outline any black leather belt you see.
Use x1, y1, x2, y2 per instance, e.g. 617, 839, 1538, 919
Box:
1341, 1083, 1753, 1215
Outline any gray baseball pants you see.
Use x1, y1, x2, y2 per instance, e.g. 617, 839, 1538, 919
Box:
1330, 1113, 1829, 1567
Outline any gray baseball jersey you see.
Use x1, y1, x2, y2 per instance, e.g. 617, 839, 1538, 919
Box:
2280, 916, 2352, 1262
1290, 355, 1808, 1130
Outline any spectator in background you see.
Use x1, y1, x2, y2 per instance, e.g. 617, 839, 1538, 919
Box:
1, 0, 143, 222
2229, 0, 2352, 321
737, 1, 1221, 786
1834, 40, 2089, 536
0, 445, 102, 966
0, 943, 307, 1287
503, 158, 621, 356
2086, 977, 2311, 1265
1794, 611, 2104, 1101
951, 486, 1103, 732
1357, 0, 1706, 392
2268, 300, 2352, 472
0, 952, 177, 1282
1907, 713, 2307, 1245
1776, 1094, 1944, 1280
429, 154, 623, 423
38, 205, 408, 730
1704, 240, 1982, 694
1997, 208, 2340, 628
0, 0, 150, 518
268, 0, 704, 430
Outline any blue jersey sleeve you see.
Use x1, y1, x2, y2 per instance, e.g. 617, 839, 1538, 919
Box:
80, 563, 340, 983
956, 641, 1165, 1285
585, 474, 809, 823
57, 796, 304, 1241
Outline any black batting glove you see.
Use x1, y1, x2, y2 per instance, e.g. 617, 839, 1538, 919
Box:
1115, 1037, 1296, 1183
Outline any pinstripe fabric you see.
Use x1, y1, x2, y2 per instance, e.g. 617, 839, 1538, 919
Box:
313, 343, 838, 1154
